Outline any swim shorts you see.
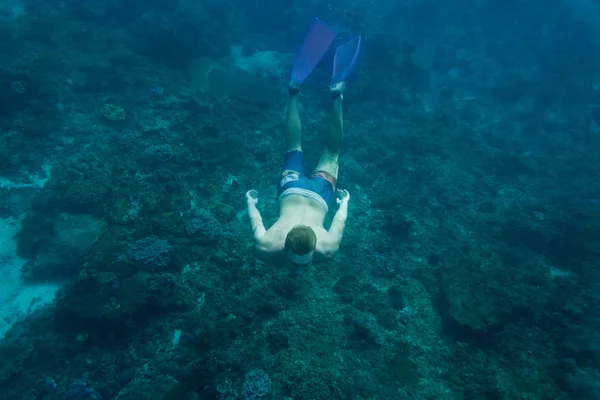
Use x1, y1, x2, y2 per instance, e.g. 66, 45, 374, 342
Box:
277, 150, 336, 212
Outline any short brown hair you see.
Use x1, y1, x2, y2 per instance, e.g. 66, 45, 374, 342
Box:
285, 225, 317, 255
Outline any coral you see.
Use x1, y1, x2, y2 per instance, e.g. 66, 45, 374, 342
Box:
64, 167, 112, 209
15, 212, 55, 258
99, 103, 126, 121
62, 381, 101, 400
0, 335, 34, 382
185, 210, 222, 243
127, 236, 173, 270
117, 276, 150, 315
566, 367, 600, 399
143, 143, 174, 161
382, 340, 419, 390
2, 2, 600, 400
230, 45, 283, 76
242, 369, 271, 400
333, 273, 361, 304
387, 284, 406, 310
138, 113, 170, 132
351, 311, 388, 346
289, 371, 334, 400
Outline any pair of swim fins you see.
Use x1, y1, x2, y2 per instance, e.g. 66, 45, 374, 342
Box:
290, 18, 362, 87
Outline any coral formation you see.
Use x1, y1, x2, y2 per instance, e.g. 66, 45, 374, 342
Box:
0, 1, 598, 399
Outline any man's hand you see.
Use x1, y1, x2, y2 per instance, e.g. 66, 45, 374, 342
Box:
246, 189, 265, 242
336, 189, 350, 206
246, 189, 259, 205
324, 189, 349, 258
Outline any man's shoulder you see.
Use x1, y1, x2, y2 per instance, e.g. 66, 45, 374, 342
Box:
315, 230, 338, 260
255, 240, 281, 254
255, 230, 284, 257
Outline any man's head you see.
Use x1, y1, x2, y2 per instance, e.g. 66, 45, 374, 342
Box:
284, 225, 317, 266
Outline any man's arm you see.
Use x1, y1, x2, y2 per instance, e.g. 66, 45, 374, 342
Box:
246, 190, 266, 242
246, 190, 282, 260
324, 190, 350, 257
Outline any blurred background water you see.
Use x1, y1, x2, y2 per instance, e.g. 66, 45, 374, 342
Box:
0, 0, 599, 399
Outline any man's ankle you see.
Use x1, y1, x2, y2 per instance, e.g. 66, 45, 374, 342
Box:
330, 81, 345, 99
289, 81, 300, 96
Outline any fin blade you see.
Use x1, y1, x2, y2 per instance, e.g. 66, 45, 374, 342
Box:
331, 36, 362, 85
290, 18, 338, 85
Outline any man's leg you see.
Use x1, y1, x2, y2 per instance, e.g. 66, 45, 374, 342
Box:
280, 87, 305, 181
314, 83, 344, 181
285, 87, 302, 153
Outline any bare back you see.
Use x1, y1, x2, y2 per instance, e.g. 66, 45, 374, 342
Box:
257, 195, 334, 262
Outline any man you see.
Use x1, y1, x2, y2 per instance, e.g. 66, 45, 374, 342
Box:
246, 82, 350, 268
246, 20, 361, 270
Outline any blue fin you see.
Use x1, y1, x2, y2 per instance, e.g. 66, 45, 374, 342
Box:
290, 18, 338, 86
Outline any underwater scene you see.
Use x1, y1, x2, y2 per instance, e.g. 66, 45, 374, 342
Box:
0, 0, 599, 399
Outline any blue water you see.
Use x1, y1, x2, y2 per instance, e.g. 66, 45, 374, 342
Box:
0, 0, 599, 399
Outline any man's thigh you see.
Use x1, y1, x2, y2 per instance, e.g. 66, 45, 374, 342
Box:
281, 150, 305, 177
313, 151, 339, 180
